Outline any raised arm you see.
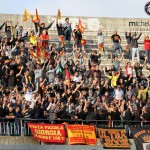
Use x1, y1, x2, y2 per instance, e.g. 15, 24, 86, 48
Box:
125, 31, 127, 39
124, 59, 127, 68
0, 22, 5, 30
14, 22, 18, 28
136, 81, 139, 91
46, 21, 54, 30
42, 60, 48, 71
110, 52, 113, 62
119, 36, 122, 44
16, 66, 23, 77
110, 35, 113, 46
34, 22, 39, 33
136, 32, 142, 40
146, 78, 150, 89
120, 52, 124, 62
141, 56, 147, 67
103, 69, 110, 78
72, 80, 84, 94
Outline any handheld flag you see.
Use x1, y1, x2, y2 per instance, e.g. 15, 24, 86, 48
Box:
81, 39, 86, 45
36, 42, 49, 61
78, 19, 85, 33
57, 9, 61, 19
23, 9, 31, 22
30, 50, 40, 64
32, 9, 40, 23
30, 50, 38, 59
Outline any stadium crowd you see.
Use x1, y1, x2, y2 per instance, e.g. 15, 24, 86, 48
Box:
0, 17, 149, 126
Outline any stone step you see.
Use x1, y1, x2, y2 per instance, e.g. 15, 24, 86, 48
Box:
50, 42, 145, 50
48, 34, 144, 42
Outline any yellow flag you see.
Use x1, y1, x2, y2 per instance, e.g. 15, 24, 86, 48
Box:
57, 9, 61, 19
23, 9, 31, 22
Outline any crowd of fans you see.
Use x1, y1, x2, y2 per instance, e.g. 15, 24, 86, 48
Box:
0, 17, 149, 127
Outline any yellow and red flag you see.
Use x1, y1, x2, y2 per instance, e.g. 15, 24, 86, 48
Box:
57, 9, 61, 19
81, 39, 86, 45
36, 42, 49, 60
78, 19, 85, 33
23, 9, 31, 22
30, 50, 40, 64
30, 50, 37, 59
32, 9, 40, 23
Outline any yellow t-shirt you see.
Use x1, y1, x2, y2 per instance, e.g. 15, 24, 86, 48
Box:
138, 87, 148, 100
29, 35, 38, 45
108, 75, 119, 87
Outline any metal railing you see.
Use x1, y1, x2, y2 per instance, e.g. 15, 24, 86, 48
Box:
0, 118, 149, 137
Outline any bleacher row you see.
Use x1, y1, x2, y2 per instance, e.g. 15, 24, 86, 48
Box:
46, 29, 150, 77
0, 28, 150, 77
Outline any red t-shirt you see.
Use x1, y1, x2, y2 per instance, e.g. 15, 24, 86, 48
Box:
40, 34, 49, 48
125, 66, 133, 76
144, 40, 150, 50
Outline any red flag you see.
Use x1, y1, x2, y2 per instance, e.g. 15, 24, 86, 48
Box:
78, 19, 85, 33
30, 50, 40, 64
30, 50, 37, 58
57, 9, 61, 19
81, 39, 86, 45
65, 68, 70, 79
32, 9, 40, 23
36, 42, 49, 60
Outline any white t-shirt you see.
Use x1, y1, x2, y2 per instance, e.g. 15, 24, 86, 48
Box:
97, 34, 104, 44
115, 89, 124, 100
73, 76, 81, 82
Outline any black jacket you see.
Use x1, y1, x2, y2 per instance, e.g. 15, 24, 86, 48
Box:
125, 32, 132, 44
130, 33, 142, 48
34, 22, 54, 35
56, 23, 65, 36
0, 22, 5, 30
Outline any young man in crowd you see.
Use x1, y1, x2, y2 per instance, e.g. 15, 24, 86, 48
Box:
111, 30, 122, 57
130, 32, 142, 63
63, 18, 72, 45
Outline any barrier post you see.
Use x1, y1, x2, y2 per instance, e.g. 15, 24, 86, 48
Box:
21, 119, 24, 136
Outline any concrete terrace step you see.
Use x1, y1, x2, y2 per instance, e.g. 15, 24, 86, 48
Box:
49, 41, 145, 50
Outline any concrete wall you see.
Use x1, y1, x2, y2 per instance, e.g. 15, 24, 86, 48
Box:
0, 136, 136, 150
0, 14, 150, 33
0, 145, 136, 150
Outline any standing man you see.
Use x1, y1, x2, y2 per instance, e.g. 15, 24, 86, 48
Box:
73, 25, 82, 48
125, 31, 132, 60
63, 18, 72, 45
130, 32, 142, 63
111, 30, 122, 57
34, 21, 54, 35
97, 30, 104, 56
56, 18, 65, 50
144, 35, 150, 65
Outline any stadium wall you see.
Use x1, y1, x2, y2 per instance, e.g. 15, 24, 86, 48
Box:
0, 14, 150, 32
0, 136, 136, 150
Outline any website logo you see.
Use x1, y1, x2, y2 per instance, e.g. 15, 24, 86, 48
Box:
145, 1, 150, 15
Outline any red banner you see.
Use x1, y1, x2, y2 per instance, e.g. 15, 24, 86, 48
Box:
28, 123, 66, 144
67, 125, 96, 145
